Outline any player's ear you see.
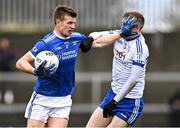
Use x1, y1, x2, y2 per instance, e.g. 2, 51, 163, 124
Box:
55, 19, 61, 25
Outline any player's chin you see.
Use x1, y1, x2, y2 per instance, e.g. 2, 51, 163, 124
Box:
64, 30, 74, 37
69, 29, 74, 34
65, 31, 72, 37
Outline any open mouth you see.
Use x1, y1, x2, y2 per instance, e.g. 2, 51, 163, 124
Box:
68, 29, 74, 34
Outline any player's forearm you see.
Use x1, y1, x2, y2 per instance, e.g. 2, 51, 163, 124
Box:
92, 32, 120, 48
89, 31, 120, 48
113, 78, 137, 102
16, 58, 35, 75
113, 65, 143, 102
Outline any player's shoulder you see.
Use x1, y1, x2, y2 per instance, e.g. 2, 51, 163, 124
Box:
131, 34, 149, 54
33, 32, 58, 50
131, 34, 146, 47
138, 34, 145, 43
41, 32, 56, 43
71, 32, 86, 39
138, 34, 148, 50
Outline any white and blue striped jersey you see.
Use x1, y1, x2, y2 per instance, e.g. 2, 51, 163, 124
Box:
29, 31, 86, 96
111, 34, 149, 99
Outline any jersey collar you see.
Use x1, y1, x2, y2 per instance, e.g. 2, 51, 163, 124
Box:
125, 34, 140, 41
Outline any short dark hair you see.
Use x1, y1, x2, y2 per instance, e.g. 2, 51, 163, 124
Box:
123, 11, 145, 29
54, 5, 77, 24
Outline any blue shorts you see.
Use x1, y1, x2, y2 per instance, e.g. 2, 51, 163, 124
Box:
99, 89, 144, 125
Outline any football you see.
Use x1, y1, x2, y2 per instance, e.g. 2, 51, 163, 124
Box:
34, 51, 59, 70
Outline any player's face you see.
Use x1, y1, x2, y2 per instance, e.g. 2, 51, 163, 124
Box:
132, 27, 140, 33
56, 15, 76, 37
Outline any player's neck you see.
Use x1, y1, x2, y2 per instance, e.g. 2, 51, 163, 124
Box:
54, 28, 64, 37
125, 33, 140, 41
53, 29, 70, 39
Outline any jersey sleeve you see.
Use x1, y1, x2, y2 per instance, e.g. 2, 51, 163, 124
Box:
132, 39, 149, 68
89, 30, 116, 40
29, 40, 46, 58
73, 32, 86, 40
81, 33, 86, 39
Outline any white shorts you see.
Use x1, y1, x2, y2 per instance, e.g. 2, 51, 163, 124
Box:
25, 92, 72, 123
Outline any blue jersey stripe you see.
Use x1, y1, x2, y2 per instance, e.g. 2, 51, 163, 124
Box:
133, 61, 144, 68
136, 39, 143, 59
139, 40, 142, 54
136, 41, 139, 54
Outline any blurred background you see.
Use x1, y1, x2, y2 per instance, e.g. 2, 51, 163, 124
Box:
0, 0, 180, 127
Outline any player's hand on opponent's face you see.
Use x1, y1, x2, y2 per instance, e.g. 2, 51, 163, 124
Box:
103, 99, 118, 118
34, 60, 56, 78
119, 16, 139, 37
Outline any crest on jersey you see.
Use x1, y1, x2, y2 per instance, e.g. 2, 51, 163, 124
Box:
55, 46, 62, 50
118, 39, 124, 45
72, 41, 78, 45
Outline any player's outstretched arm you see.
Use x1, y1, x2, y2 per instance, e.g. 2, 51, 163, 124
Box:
90, 31, 120, 48
16, 53, 36, 75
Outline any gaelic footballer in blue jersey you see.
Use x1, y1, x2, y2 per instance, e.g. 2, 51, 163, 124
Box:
16, 5, 94, 127
86, 11, 149, 127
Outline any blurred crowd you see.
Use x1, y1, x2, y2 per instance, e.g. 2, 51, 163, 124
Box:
0, 37, 19, 71
0, 37, 19, 104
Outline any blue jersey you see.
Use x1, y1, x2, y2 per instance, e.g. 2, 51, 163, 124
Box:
29, 31, 86, 96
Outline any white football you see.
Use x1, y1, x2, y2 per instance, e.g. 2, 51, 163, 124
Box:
34, 51, 59, 71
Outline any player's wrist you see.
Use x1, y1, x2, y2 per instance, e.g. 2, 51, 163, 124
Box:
112, 99, 118, 104
113, 96, 120, 103
32, 68, 37, 76
87, 36, 94, 41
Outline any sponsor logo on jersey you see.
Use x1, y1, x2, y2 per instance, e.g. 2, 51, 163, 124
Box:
115, 48, 126, 61
57, 50, 77, 60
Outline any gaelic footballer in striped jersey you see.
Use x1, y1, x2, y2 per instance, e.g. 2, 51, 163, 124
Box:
87, 11, 149, 127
